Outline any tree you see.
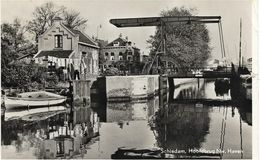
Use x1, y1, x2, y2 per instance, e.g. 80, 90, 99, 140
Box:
147, 7, 211, 70
62, 10, 87, 30
27, 2, 65, 41
27, 2, 88, 41
1, 19, 37, 68
1, 20, 57, 90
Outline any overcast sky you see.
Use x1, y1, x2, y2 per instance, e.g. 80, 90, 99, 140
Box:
1, 0, 253, 64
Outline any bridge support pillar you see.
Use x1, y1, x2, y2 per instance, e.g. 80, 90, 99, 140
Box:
230, 75, 241, 100
168, 77, 174, 102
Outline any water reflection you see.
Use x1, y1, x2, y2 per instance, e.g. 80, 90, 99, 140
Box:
1, 105, 99, 159
169, 79, 207, 101
106, 99, 159, 123
1, 79, 252, 159
151, 80, 252, 159
153, 103, 210, 152
214, 79, 230, 97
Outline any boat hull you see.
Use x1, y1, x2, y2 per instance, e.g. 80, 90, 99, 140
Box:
5, 97, 66, 110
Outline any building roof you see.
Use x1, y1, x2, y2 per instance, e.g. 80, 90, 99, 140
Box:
106, 37, 128, 47
105, 36, 140, 51
34, 50, 73, 58
67, 28, 98, 48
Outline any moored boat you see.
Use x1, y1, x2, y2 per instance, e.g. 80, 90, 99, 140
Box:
240, 75, 252, 100
5, 91, 67, 110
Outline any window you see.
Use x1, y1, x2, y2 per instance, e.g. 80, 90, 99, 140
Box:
82, 52, 87, 57
128, 51, 132, 55
119, 52, 123, 60
110, 52, 115, 61
54, 35, 63, 48
56, 141, 65, 156
127, 56, 132, 61
104, 52, 108, 60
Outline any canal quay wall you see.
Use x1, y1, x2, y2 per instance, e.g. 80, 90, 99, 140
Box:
72, 78, 97, 106
90, 75, 165, 102
106, 75, 160, 102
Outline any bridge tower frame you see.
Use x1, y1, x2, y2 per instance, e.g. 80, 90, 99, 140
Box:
109, 16, 226, 74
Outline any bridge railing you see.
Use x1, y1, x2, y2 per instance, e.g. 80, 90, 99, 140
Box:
161, 67, 233, 77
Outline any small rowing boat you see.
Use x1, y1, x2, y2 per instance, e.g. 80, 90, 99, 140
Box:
5, 91, 67, 110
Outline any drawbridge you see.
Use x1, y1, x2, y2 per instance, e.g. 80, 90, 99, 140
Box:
110, 16, 229, 77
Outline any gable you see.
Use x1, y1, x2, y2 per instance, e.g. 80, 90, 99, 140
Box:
41, 22, 75, 39
106, 37, 128, 47
38, 23, 76, 51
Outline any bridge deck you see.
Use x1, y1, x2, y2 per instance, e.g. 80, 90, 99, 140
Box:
166, 73, 232, 78
164, 70, 233, 78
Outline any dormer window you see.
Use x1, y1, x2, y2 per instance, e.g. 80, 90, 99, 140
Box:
113, 41, 119, 47
54, 35, 63, 48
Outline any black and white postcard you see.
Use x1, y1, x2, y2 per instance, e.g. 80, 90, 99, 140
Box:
1, 0, 258, 159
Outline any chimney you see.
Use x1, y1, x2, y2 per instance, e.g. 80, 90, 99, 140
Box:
52, 16, 63, 25
119, 33, 122, 38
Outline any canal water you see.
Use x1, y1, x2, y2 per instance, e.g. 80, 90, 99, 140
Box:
1, 78, 252, 159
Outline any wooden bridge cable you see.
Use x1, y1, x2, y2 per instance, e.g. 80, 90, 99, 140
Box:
218, 20, 227, 67
218, 21, 225, 60
146, 41, 163, 73
221, 106, 228, 155
219, 106, 225, 150
219, 20, 226, 59
145, 22, 165, 74
239, 18, 242, 67
141, 40, 161, 73
219, 106, 228, 158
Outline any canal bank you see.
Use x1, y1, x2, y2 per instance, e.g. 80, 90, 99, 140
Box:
92, 75, 161, 102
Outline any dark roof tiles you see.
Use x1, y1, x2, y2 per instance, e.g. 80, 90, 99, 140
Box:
67, 28, 98, 47
35, 50, 73, 58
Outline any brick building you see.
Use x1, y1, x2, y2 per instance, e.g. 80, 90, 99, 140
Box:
34, 17, 99, 80
100, 34, 141, 74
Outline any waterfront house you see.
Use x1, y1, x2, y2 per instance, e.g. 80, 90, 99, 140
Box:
100, 34, 141, 74
34, 17, 99, 80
